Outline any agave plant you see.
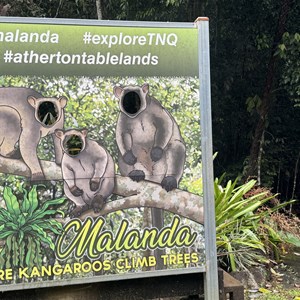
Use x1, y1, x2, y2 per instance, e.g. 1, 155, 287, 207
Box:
215, 176, 294, 272
0, 185, 65, 271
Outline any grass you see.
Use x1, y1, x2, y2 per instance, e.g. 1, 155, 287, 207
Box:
246, 286, 300, 299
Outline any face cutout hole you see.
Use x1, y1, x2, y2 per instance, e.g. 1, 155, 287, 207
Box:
63, 135, 83, 156
38, 102, 58, 126
122, 91, 141, 115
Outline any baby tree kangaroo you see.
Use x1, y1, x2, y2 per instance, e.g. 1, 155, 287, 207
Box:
55, 129, 115, 217
0, 87, 67, 181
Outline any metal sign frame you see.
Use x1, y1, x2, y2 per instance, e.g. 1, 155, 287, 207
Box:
0, 16, 218, 300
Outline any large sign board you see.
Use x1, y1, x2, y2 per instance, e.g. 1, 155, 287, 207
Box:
0, 17, 217, 298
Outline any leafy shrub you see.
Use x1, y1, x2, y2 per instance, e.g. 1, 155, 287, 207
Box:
215, 176, 295, 271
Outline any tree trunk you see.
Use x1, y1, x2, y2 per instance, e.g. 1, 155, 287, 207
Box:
246, 0, 291, 178
290, 151, 300, 213
0, 4, 11, 15
95, 0, 103, 20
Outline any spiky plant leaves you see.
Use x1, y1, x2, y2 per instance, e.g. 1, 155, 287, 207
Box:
215, 177, 294, 272
0, 185, 66, 271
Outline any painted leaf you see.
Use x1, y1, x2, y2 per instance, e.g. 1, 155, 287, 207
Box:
30, 224, 55, 248
18, 230, 24, 243
27, 186, 39, 214
25, 236, 34, 266
258, 287, 271, 294
5, 222, 18, 230
31, 210, 59, 221
0, 250, 5, 269
17, 214, 26, 227
0, 230, 15, 239
12, 236, 19, 267
3, 187, 20, 216
0, 208, 14, 223
35, 231, 55, 250
56, 210, 65, 218
21, 187, 31, 213
5, 235, 13, 269
34, 241, 43, 267
36, 197, 66, 215
19, 240, 26, 268
37, 221, 63, 235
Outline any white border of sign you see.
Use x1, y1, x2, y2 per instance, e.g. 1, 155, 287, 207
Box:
0, 16, 218, 300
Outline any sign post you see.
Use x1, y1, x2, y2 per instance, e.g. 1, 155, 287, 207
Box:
197, 17, 219, 300
0, 17, 218, 299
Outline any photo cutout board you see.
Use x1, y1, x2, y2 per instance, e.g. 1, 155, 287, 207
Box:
0, 17, 212, 291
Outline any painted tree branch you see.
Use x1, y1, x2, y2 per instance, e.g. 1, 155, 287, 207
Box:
82, 179, 204, 224
0, 156, 204, 224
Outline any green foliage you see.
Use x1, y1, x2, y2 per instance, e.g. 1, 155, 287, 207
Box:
277, 32, 300, 106
0, 186, 66, 270
101, 0, 198, 21
181, 177, 203, 195
255, 286, 300, 299
279, 232, 300, 247
259, 209, 300, 261
206, 0, 300, 200
246, 95, 262, 114
216, 178, 266, 271
215, 177, 295, 271
3, 0, 200, 21
3, 0, 98, 19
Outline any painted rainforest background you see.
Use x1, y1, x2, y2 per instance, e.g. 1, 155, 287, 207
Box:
0, 75, 205, 285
